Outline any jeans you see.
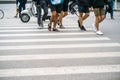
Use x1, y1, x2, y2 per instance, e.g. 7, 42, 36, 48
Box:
36, 1, 48, 25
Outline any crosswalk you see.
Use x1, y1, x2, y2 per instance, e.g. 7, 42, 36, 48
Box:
0, 17, 120, 80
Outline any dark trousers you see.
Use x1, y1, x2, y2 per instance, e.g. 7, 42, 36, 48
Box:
36, 1, 48, 25
19, 3, 26, 17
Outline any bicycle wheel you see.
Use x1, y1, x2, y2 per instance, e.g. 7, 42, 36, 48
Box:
0, 9, 4, 19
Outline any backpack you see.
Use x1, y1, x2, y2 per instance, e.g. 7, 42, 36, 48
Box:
50, 0, 64, 5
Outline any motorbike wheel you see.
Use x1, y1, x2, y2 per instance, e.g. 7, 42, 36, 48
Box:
20, 14, 30, 23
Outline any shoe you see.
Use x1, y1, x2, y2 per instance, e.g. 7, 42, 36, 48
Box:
77, 20, 86, 31
38, 25, 43, 29
111, 17, 115, 20
81, 26, 86, 31
53, 28, 60, 32
14, 16, 17, 18
48, 24, 51, 31
96, 30, 104, 35
92, 23, 96, 32
59, 25, 65, 29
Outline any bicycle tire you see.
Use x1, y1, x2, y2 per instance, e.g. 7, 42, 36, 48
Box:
0, 9, 4, 19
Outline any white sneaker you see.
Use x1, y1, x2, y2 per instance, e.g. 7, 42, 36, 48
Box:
38, 25, 43, 29
92, 23, 96, 32
96, 31, 104, 35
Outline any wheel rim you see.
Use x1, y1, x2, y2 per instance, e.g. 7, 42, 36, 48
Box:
22, 14, 29, 22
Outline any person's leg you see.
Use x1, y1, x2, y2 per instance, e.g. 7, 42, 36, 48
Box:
37, 5, 43, 28
93, 8, 104, 35
110, 2, 114, 19
18, 4, 22, 18
42, 2, 48, 21
79, 13, 83, 27
82, 13, 89, 20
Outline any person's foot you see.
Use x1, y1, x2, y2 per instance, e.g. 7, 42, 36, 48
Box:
77, 20, 86, 31
53, 28, 60, 32
96, 30, 104, 35
59, 25, 65, 29
111, 17, 115, 20
14, 16, 17, 18
38, 25, 43, 29
81, 26, 86, 31
48, 24, 51, 31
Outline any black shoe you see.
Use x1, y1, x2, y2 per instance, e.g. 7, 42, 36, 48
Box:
77, 20, 86, 31
53, 28, 60, 32
81, 26, 86, 31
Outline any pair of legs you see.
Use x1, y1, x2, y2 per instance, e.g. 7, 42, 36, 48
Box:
48, 4, 62, 31
36, 1, 48, 28
58, 11, 68, 28
78, 6, 90, 31
105, 1, 114, 19
18, 3, 26, 18
58, 1, 69, 28
93, 8, 105, 31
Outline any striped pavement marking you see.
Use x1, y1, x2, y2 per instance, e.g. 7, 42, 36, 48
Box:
0, 52, 119, 61
0, 37, 110, 43
0, 65, 120, 77
0, 32, 95, 37
0, 28, 93, 32
0, 43, 120, 50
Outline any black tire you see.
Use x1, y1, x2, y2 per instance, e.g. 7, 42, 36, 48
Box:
20, 14, 30, 23
0, 9, 4, 19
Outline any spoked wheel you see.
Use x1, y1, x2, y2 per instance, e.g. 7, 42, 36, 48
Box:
20, 14, 30, 23
0, 9, 4, 19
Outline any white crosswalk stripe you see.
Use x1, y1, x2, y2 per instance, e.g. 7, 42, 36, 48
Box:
0, 17, 120, 80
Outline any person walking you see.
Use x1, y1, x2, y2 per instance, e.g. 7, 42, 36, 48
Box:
105, 0, 115, 19
89, 0, 108, 35
77, 0, 90, 31
58, 0, 70, 29
47, 0, 64, 32
33, 0, 48, 29
17, 0, 27, 18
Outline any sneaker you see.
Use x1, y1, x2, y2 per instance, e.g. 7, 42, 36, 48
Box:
92, 23, 96, 32
14, 16, 17, 18
96, 30, 104, 35
53, 28, 60, 32
38, 25, 43, 29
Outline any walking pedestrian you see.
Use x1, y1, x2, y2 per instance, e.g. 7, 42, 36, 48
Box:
48, 0, 64, 32
58, 0, 70, 29
77, 0, 90, 31
105, 0, 115, 19
89, 0, 108, 35
33, 0, 48, 29
17, 0, 27, 18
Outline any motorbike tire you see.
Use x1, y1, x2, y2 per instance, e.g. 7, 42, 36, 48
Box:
20, 14, 30, 23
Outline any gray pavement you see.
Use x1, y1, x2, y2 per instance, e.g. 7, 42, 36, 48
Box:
0, 4, 120, 80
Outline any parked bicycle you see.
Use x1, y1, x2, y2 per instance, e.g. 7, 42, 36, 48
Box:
0, 9, 4, 19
